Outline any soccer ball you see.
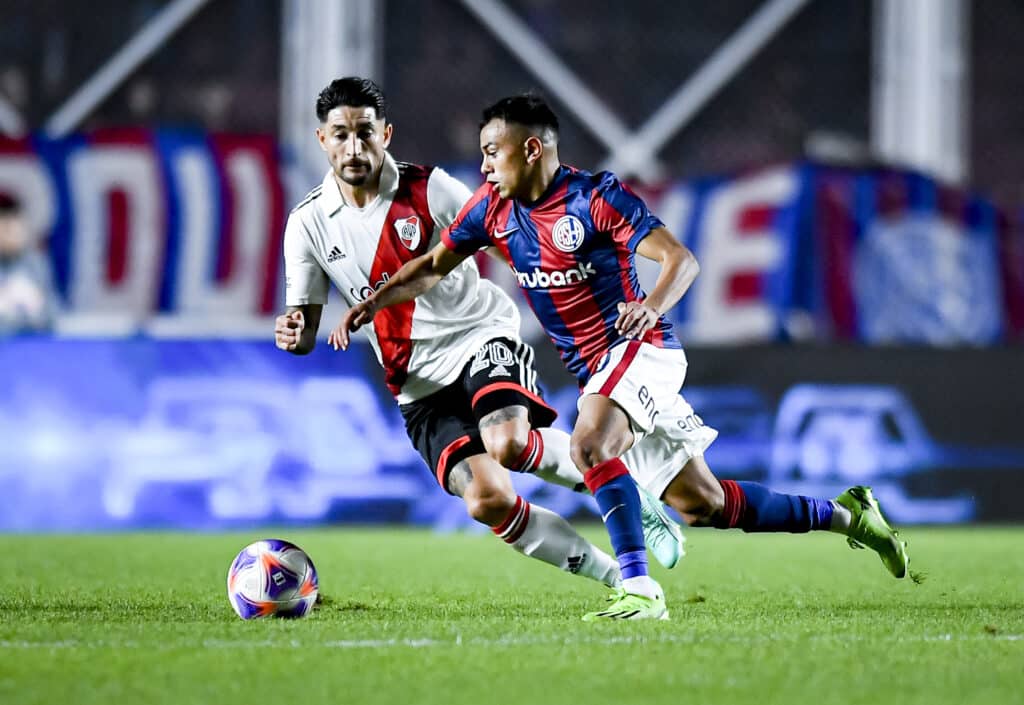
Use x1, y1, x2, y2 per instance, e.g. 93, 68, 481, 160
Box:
226, 539, 319, 619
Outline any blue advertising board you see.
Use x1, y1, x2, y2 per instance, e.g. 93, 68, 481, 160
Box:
2, 339, 1022, 531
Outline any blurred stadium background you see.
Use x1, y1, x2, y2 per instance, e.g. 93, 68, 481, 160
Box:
1, 0, 1023, 533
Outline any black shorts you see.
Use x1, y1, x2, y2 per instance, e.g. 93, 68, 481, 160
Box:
400, 337, 558, 493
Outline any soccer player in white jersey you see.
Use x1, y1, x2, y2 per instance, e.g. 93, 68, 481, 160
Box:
273, 77, 684, 590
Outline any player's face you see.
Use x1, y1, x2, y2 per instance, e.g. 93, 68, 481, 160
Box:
480, 119, 531, 200
317, 105, 393, 187
0, 212, 27, 257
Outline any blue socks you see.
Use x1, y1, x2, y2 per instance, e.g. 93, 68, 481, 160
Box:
584, 458, 648, 579
716, 480, 834, 533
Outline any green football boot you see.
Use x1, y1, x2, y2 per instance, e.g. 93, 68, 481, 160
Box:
638, 485, 686, 569
834, 485, 909, 579
581, 587, 670, 622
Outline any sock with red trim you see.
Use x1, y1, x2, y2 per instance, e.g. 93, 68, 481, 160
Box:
714, 480, 834, 532
492, 496, 620, 587
510, 428, 587, 493
583, 458, 649, 581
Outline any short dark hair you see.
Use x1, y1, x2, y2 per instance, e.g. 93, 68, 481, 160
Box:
316, 77, 388, 123
0, 193, 19, 214
481, 94, 559, 135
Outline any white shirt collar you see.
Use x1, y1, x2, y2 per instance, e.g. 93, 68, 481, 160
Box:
318, 152, 400, 218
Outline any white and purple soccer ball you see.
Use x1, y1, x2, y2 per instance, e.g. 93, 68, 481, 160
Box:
227, 539, 319, 619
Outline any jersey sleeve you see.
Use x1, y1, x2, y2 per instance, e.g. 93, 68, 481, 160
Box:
589, 172, 665, 251
426, 167, 474, 231
283, 213, 329, 306
440, 184, 493, 255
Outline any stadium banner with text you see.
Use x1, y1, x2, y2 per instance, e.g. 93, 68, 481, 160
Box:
629, 163, 1022, 345
3, 136, 1023, 344
0, 131, 285, 318
1, 338, 1022, 531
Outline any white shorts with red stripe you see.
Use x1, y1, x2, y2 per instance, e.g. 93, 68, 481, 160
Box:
579, 340, 718, 499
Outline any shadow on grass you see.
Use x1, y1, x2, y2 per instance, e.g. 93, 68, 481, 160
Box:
315, 594, 373, 612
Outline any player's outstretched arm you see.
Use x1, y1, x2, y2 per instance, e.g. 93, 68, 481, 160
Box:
616, 227, 699, 339
274, 304, 323, 355
329, 242, 469, 350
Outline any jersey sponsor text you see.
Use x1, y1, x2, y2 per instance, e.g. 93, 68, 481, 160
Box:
513, 261, 596, 289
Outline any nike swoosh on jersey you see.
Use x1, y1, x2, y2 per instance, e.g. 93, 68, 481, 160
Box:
601, 503, 626, 523
492, 227, 518, 239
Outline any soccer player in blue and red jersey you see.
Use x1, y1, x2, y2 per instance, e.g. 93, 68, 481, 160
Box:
335, 94, 910, 621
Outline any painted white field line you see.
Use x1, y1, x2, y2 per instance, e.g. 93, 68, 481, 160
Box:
0, 633, 1021, 650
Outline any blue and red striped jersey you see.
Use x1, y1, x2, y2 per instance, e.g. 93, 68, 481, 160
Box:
442, 165, 681, 384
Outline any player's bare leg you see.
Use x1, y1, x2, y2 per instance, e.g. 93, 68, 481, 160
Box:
658, 456, 724, 527
446, 455, 620, 587
661, 456, 908, 578
571, 394, 667, 620
478, 405, 685, 569
478, 405, 584, 490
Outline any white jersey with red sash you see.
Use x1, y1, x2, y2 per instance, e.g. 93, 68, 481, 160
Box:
284, 153, 520, 403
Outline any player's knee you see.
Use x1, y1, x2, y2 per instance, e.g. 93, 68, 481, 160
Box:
484, 433, 527, 470
569, 434, 614, 471
463, 483, 516, 526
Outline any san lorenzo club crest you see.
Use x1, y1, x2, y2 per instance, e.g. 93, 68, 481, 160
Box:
552, 215, 586, 252
394, 216, 421, 250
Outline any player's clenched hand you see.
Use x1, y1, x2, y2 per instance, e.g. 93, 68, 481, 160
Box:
327, 300, 376, 351
274, 310, 305, 351
615, 301, 658, 340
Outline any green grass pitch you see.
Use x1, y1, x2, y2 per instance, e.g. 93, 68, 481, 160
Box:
2, 526, 1022, 705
